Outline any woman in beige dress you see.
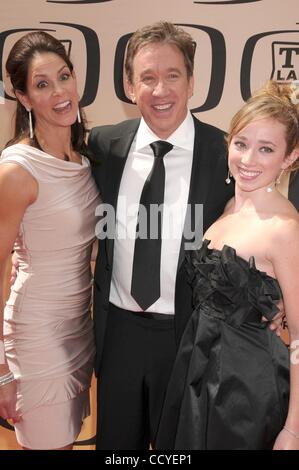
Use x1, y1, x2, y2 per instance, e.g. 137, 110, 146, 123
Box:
0, 31, 100, 450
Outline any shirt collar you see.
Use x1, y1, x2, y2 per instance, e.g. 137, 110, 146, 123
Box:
135, 110, 194, 152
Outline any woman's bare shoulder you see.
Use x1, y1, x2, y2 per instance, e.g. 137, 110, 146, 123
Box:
272, 208, 299, 246
0, 159, 34, 182
0, 162, 37, 205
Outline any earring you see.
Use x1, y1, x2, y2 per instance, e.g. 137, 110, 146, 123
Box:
275, 170, 284, 186
225, 170, 232, 184
27, 109, 33, 139
266, 170, 284, 193
77, 109, 81, 124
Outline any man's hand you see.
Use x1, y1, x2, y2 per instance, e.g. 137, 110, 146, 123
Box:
10, 252, 18, 286
262, 299, 285, 337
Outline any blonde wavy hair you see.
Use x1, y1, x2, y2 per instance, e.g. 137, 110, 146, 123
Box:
227, 80, 299, 172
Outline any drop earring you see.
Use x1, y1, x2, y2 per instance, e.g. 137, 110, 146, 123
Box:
27, 109, 33, 139
267, 170, 284, 193
275, 169, 284, 186
77, 109, 81, 124
225, 170, 232, 184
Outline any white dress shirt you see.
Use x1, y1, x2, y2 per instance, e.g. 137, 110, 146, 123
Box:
109, 111, 195, 314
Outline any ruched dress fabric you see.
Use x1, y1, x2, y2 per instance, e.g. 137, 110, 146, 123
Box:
0, 144, 100, 449
156, 240, 290, 450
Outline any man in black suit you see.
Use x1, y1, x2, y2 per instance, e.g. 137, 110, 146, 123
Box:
88, 21, 275, 450
89, 21, 233, 450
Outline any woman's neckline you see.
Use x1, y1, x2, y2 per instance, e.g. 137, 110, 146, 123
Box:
15, 142, 85, 166
201, 239, 278, 283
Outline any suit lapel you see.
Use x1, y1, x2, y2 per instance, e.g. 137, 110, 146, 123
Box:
104, 121, 139, 267
177, 117, 211, 270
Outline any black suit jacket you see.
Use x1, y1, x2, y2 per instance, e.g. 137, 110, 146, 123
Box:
89, 115, 234, 375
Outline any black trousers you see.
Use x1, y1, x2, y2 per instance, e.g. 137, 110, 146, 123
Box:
96, 303, 176, 450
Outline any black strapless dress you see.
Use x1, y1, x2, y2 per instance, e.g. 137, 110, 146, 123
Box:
156, 240, 290, 450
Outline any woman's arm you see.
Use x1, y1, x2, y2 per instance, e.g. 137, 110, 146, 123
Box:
271, 216, 299, 450
0, 162, 37, 422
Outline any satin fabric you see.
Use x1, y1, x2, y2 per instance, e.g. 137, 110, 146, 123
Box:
156, 240, 289, 450
0, 144, 100, 415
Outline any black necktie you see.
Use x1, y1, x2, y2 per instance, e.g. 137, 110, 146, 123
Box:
131, 140, 173, 310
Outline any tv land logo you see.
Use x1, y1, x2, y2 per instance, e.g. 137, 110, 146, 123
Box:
0, 23, 298, 109
114, 24, 226, 113
271, 42, 299, 82
0, 22, 225, 113
241, 29, 299, 100
0, 23, 100, 108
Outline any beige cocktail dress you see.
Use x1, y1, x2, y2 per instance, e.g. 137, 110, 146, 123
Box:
0, 144, 100, 449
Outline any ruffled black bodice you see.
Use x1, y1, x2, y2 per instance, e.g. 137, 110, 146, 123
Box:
186, 239, 282, 328
156, 240, 289, 450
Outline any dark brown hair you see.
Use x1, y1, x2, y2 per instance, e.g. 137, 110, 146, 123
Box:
5, 31, 90, 157
125, 21, 196, 84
